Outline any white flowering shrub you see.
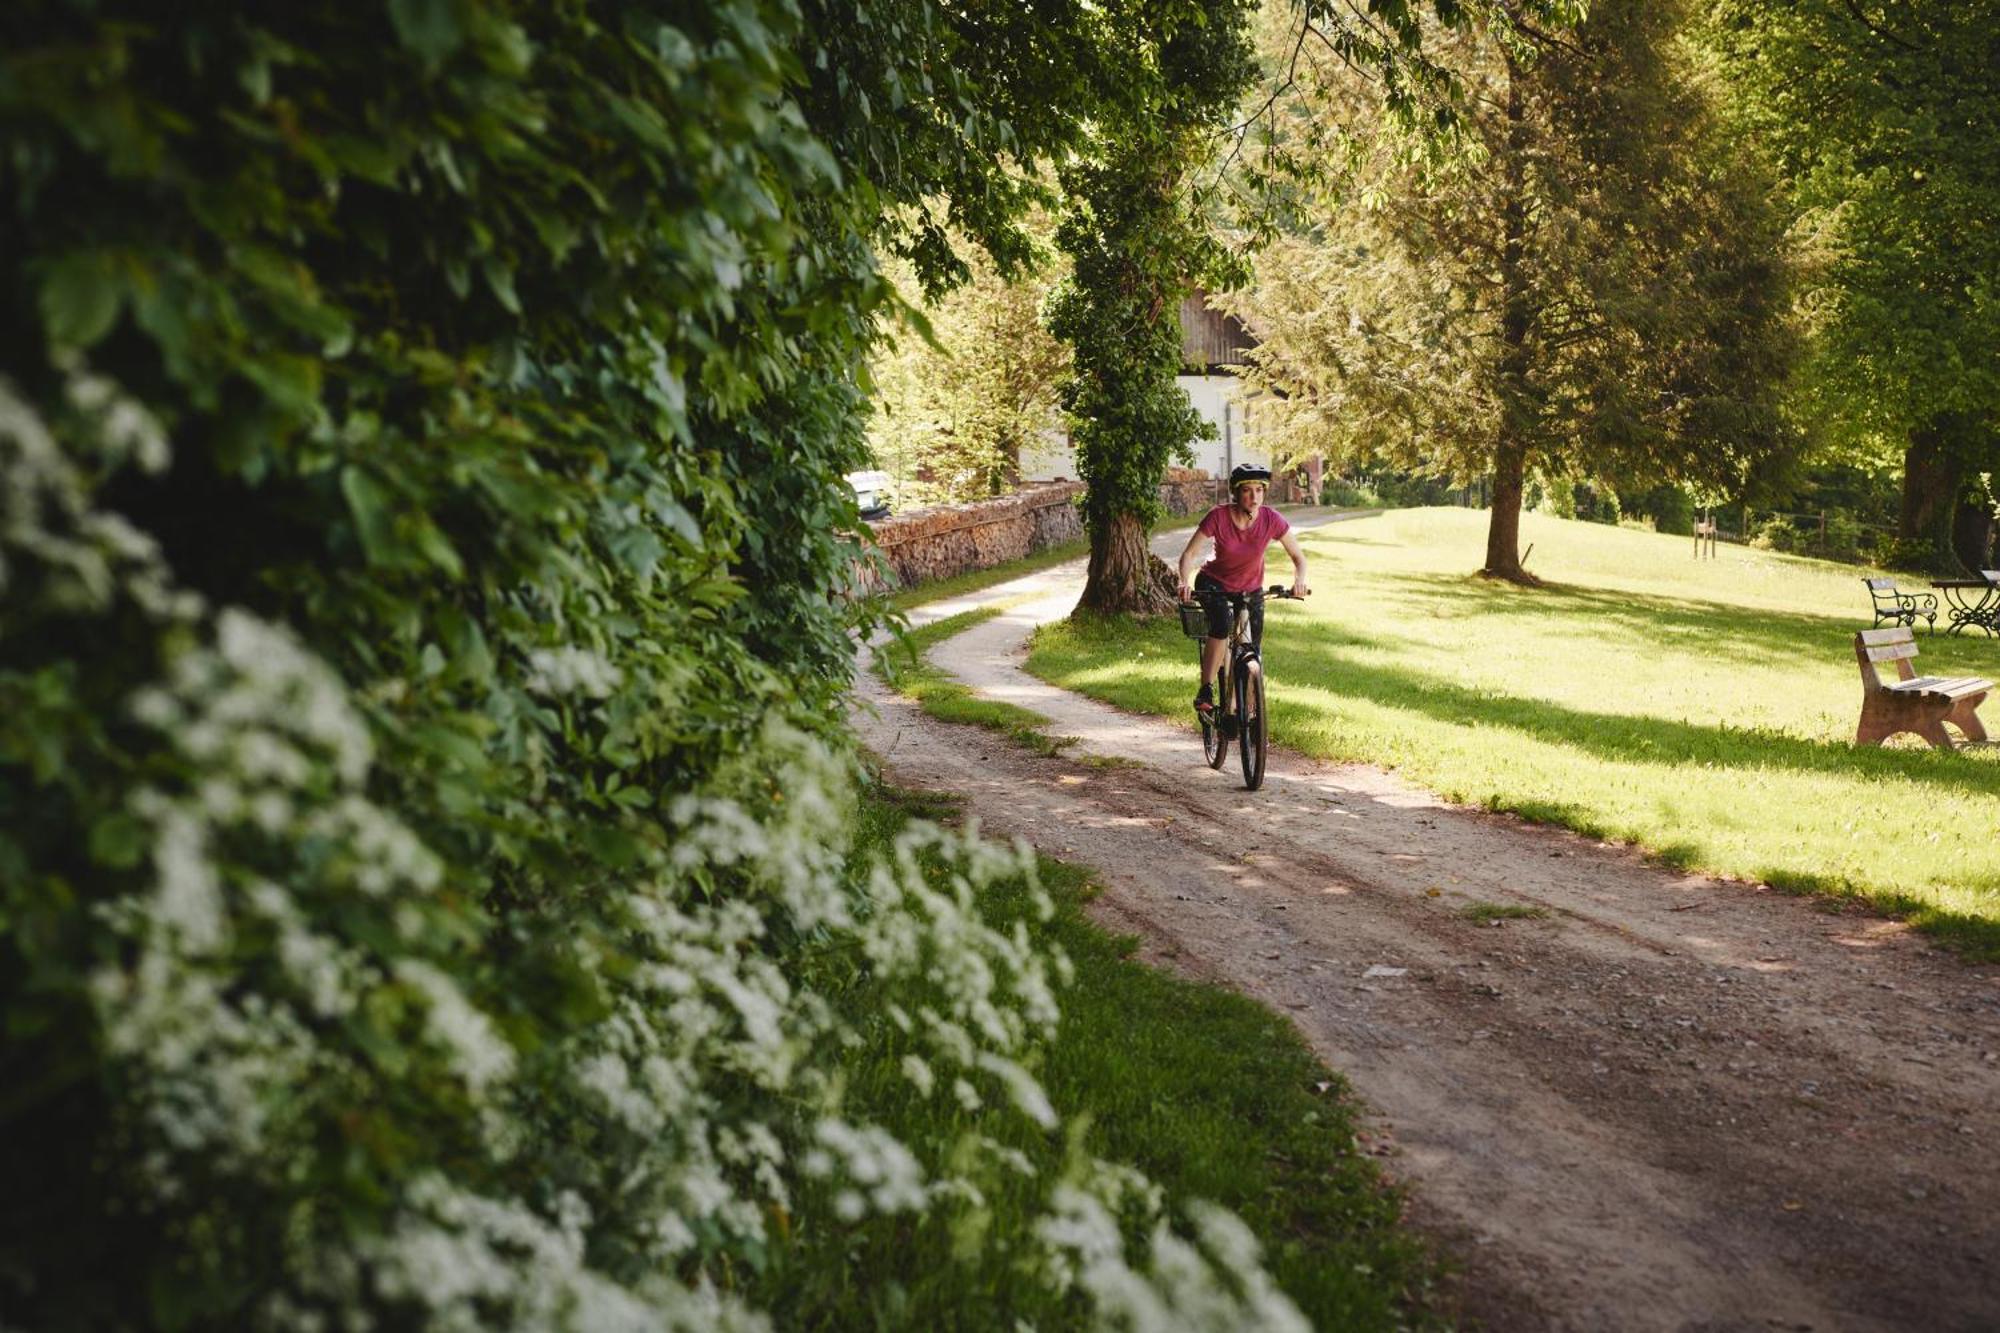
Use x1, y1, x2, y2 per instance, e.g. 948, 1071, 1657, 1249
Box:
2, 6, 1311, 1329
2, 369, 1304, 1328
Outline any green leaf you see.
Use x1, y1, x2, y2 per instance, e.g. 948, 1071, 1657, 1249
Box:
40, 253, 122, 349
483, 257, 521, 315
411, 519, 465, 580
388, 0, 464, 68
654, 499, 702, 547
87, 813, 148, 870
341, 465, 396, 565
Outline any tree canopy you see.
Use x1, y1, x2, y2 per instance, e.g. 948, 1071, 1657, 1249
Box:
1708, 0, 2000, 571
1231, 0, 1799, 580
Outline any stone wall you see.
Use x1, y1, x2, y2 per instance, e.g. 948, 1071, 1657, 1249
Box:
857, 468, 1225, 594
862, 482, 1083, 591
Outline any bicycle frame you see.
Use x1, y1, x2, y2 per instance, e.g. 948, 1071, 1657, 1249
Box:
1213, 601, 1261, 733
1199, 585, 1292, 789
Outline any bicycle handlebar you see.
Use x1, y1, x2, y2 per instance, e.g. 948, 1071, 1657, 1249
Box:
1265, 585, 1305, 599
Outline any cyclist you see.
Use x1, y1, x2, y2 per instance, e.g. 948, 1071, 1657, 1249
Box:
1175, 463, 1311, 717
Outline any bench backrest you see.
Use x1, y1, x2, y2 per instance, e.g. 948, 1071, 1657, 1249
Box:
1855, 626, 1920, 688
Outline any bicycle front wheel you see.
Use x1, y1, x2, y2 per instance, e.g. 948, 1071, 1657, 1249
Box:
1237, 658, 1266, 790
1203, 667, 1229, 769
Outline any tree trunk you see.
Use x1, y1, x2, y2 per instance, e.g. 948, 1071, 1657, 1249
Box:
1953, 499, 1994, 573
1900, 420, 1966, 574
1482, 47, 1537, 585
1485, 440, 1529, 579
1075, 511, 1175, 617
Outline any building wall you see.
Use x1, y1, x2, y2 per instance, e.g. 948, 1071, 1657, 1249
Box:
1018, 376, 1269, 483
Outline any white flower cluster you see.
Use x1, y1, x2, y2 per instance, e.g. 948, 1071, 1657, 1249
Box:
0, 370, 195, 620
95, 606, 475, 1182
525, 645, 625, 698
1038, 1178, 1312, 1333
305, 1176, 772, 1333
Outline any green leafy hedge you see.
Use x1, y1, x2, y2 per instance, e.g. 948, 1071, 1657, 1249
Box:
1, 3, 1317, 1328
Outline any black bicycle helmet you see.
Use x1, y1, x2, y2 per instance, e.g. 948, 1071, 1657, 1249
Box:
1229, 463, 1273, 490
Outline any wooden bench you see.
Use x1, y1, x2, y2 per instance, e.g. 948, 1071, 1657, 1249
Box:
1863, 577, 1936, 632
1853, 627, 1991, 749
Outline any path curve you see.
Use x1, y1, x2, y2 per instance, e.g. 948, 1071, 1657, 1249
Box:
852, 531, 2000, 1332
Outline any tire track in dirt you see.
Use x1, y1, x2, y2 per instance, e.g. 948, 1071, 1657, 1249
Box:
853, 550, 2000, 1332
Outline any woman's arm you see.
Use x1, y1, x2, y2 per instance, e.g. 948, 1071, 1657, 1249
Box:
1279, 529, 1310, 598
1176, 529, 1209, 602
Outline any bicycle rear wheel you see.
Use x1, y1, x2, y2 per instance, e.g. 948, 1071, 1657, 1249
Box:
1237, 658, 1266, 790
1203, 666, 1229, 769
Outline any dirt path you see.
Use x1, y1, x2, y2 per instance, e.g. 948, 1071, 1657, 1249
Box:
853, 542, 2000, 1332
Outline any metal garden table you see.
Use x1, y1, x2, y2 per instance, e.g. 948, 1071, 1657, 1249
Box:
1931, 577, 2000, 636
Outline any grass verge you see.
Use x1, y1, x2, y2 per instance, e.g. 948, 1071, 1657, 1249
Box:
1025, 507, 2000, 958
768, 782, 1443, 1328
874, 607, 1075, 756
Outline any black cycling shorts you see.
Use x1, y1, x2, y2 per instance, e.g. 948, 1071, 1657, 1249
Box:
1193, 571, 1263, 647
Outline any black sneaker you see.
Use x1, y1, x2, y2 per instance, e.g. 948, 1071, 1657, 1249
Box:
1194, 683, 1214, 715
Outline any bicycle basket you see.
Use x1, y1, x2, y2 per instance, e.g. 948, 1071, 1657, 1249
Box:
1178, 601, 1210, 640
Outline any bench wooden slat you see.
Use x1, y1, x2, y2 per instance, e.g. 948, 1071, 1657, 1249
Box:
1863, 641, 1921, 663
1880, 668, 1992, 688
1889, 678, 1993, 700
1857, 626, 1916, 646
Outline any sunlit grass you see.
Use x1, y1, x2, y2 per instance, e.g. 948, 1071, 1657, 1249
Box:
1027, 508, 2000, 957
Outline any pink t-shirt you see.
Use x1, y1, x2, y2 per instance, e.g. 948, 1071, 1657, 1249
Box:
1196, 504, 1290, 592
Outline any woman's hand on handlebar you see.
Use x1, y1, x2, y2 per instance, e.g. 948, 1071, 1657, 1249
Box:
1177, 580, 1194, 603
1291, 577, 1311, 599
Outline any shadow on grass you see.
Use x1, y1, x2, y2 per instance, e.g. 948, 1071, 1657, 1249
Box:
1036, 597, 2000, 957
1356, 571, 1942, 671
1275, 632, 2000, 801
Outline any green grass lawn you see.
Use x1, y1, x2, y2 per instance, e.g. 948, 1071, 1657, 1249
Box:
769, 784, 1441, 1328
1026, 507, 2000, 956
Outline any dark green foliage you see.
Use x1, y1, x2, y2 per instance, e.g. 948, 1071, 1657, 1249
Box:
1707, 1, 2000, 571
1237, 0, 1800, 581
0, 2, 1161, 1326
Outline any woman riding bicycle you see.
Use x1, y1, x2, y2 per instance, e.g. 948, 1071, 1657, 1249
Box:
1175, 463, 1311, 718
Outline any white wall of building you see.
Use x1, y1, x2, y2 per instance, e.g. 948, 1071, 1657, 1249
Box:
1177, 374, 1267, 479
1017, 424, 1075, 482
1018, 375, 1266, 482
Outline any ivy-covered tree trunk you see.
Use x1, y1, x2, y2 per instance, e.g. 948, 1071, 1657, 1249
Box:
1900, 423, 1959, 565
1899, 415, 1994, 574
1048, 0, 1257, 618
1952, 500, 1994, 574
